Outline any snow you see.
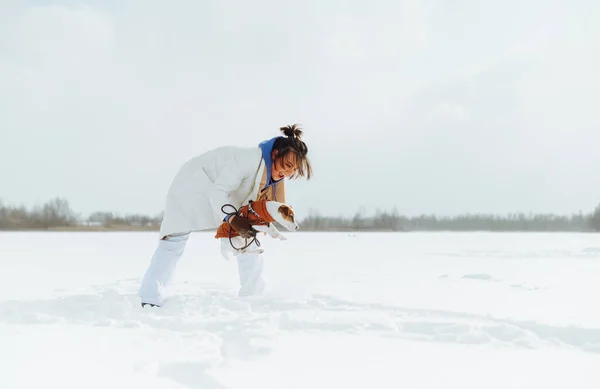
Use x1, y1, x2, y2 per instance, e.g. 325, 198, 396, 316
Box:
1, 230, 600, 388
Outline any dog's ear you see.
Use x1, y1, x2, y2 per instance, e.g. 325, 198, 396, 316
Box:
278, 205, 295, 221
278, 205, 291, 216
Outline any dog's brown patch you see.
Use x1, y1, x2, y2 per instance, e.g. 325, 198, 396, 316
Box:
278, 205, 295, 223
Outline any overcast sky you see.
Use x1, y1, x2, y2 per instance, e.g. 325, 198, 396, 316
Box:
1, 0, 599, 219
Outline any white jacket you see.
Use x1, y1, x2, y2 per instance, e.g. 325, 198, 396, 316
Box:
158, 145, 270, 239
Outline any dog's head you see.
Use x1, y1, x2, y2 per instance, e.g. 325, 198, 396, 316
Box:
265, 201, 299, 231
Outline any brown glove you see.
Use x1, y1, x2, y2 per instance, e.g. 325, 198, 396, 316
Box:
229, 215, 257, 238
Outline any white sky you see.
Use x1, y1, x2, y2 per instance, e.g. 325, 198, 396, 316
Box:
1, 0, 599, 219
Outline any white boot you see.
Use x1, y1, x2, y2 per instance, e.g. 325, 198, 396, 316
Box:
236, 253, 266, 297
138, 232, 190, 306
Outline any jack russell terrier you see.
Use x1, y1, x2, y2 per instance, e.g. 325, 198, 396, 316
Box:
215, 200, 299, 260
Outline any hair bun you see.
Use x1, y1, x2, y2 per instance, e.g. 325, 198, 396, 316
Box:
280, 124, 303, 139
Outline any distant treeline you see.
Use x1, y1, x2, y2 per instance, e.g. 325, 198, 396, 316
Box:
1, 197, 600, 232
0, 198, 162, 231
300, 208, 600, 232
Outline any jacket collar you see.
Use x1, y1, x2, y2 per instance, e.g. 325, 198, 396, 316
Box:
258, 136, 284, 188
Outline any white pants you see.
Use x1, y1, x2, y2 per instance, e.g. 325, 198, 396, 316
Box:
138, 232, 266, 306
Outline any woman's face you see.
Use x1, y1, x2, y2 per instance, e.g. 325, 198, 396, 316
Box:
271, 151, 298, 181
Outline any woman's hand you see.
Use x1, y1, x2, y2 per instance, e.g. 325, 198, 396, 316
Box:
228, 215, 257, 238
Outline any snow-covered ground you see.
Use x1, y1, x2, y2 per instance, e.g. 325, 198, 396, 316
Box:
2, 230, 600, 388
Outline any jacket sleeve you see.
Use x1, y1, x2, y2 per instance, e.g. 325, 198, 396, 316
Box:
206, 157, 244, 226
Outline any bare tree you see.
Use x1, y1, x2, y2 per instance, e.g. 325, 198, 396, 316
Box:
33, 197, 76, 228
590, 203, 600, 232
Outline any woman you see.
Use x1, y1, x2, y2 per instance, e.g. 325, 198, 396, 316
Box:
138, 124, 312, 306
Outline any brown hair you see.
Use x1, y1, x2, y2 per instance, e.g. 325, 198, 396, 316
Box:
272, 124, 313, 180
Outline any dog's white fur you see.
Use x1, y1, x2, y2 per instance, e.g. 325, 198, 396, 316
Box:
219, 201, 299, 260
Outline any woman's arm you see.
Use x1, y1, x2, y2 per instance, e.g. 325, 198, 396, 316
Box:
206, 156, 245, 226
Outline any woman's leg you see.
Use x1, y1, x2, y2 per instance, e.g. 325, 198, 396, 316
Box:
236, 252, 266, 297
138, 232, 190, 306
